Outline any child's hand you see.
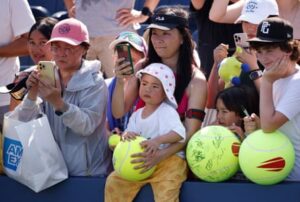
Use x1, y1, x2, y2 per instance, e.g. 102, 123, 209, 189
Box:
228, 123, 246, 141
121, 131, 138, 141
140, 139, 160, 156
243, 113, 261, 135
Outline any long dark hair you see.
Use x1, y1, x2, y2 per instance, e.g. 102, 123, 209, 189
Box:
28, 17, 58, 40
145, 6, 194, 103
215, 86, 259, 118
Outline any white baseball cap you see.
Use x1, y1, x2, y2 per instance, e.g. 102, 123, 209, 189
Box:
235, 0, 279, 24
136, 63, 177, 109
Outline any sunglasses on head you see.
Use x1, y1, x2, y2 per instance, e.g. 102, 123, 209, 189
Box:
117, 32, 145, 47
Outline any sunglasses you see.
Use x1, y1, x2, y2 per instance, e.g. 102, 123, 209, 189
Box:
117, 32, 145, 48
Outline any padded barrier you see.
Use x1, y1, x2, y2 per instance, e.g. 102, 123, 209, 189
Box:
1, 175, 300, 202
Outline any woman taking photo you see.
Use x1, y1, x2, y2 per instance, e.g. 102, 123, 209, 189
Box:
14, 18, 112, 176
111, 6, 207, 175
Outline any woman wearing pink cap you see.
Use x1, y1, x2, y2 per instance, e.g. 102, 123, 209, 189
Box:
14, 18, 112, 176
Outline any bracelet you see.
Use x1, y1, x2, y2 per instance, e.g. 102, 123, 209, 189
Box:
55, 102, 69, 116
249, 69, 263, 81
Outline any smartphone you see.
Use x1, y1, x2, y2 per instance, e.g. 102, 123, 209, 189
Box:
37, 61, 56, 86
234, 33, 249, 48
115, 43, 134, 75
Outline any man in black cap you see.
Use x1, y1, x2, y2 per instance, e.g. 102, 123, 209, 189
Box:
248, 17, 300, 181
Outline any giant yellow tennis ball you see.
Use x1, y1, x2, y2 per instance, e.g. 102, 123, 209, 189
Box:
108, 133, 121, 149
113, 136, 156, 181
186, 125, 241, 182
239, 130, 295, 185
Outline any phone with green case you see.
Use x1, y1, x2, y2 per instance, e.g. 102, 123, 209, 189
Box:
116, 43, 134, 75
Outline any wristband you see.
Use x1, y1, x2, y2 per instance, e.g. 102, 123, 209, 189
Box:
249, 69, 263, 81
185, 109, 206, 122
55, 102, 69, 116
141, 7, 153, 17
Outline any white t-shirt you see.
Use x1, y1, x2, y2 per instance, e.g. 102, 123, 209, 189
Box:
273, 65, 300, 181
0, 0, 35, 106
126, 102, 186, 158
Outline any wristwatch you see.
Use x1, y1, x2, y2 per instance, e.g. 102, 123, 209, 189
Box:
249, 69, 263, 81
55, 102, 69, 116
141, 7, 153, 17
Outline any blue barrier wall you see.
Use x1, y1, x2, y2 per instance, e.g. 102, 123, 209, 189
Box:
1, 175, 300, 202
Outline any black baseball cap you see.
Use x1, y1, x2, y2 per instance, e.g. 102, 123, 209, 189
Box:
248, 17, 293, 43
0, 76, 29, 100
147, 14, 188, 30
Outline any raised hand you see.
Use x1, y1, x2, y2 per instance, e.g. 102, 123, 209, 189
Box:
116, 8, 148, 27
37, 71, 62, 106
263, 55, 290, 83
25, 70, 39, 100
235, 47, 258, 70
213, 43, 229, 64
114, 58, 134, 79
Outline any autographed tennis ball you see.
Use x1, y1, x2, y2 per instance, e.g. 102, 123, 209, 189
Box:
108, 133, 121, 149
113, 136, 156, 181
186, 125, 240, 182
239, 129, 295, 185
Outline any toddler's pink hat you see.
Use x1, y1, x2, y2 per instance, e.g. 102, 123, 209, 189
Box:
48, 18, 89, 46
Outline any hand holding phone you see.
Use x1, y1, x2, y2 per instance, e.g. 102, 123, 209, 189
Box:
37, 61, 56, 86
116, 43, 134, 75
234, 33, 249, 48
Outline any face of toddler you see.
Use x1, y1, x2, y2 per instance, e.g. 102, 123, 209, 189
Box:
139, 74, 166, 107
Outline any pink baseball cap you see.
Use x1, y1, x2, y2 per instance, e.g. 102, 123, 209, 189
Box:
48, 18, 89, 45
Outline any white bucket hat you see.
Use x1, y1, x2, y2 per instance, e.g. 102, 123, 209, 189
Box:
235, 0, 279, 24
136, 63, 177, 109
